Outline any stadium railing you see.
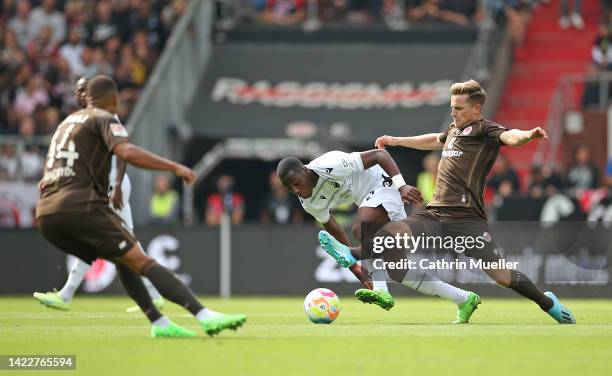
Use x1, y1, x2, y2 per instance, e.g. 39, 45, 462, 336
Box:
126, 0, 214, 226
0, 135, 49, 182
534, 72, 612, 168
215, 0, 410, 31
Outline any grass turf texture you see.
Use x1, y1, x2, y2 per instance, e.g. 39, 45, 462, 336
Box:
1, 297, 611, 376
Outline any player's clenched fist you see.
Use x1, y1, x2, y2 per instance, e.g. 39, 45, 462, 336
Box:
399, 185, 423, 204
174, 164, 197, 185
528, 127, 548, 141
374, 135, 396, 149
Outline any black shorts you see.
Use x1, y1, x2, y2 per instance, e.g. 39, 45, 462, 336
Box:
403, 207, 504, 263
36, 206, 137, 264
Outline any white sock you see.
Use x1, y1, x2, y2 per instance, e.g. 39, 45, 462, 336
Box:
196, 308, 220, 321
402, 269, 468, 305
58, 259, 90, 302
152, 316, 170, 328
363, 259, 389, 291
142, 278, 162, 301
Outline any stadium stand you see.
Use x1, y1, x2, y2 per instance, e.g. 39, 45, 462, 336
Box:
0, 0, 187, 227
3, 0, 612, 228
493, 0, 603, 184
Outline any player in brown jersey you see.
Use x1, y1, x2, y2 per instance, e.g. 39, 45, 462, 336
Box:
36, 75, 247, 337
33, 77, 166, 313
321, 80, 575, 324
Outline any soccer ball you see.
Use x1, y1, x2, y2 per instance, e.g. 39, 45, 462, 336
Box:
303, 288, 340, 324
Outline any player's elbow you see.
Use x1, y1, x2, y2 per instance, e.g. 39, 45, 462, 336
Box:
372, 148, 391, 163
361, 149, 391, 170
113, 142, 135, 161
499, 133, 513, 146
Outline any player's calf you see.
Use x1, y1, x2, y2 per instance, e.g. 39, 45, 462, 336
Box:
484, 267, 511, 287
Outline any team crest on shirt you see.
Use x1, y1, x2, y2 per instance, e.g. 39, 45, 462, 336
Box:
462, 126, 473, 135
447, 136, 456, 149
110, 123, 128, 137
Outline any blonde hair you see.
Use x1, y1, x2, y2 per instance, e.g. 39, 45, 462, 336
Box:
450, 79, 486, 105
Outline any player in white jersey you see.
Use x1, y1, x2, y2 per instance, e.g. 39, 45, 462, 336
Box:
33, 78, 164, 312
278, 149, 481, 322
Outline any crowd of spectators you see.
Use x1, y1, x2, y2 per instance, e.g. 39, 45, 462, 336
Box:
0, 0, 188, 180
485, 145, 612, 210
221, 0, 485, 27
0, 0, 187, 227
583, 8, 612, 107
222, 0, 604, 29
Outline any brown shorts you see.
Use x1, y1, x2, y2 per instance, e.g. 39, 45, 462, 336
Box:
36, 206, 137, 264
403, 207, 504, 263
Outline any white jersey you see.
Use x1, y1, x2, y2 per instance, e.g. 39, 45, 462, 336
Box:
300, 151, 406, 223
108, 115, 134, 230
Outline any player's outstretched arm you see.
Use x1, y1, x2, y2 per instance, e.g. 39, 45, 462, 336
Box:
359, 149, 423, 204
375, 133, 444, 150
113, 142, 196, 185
500, 127, 548, 147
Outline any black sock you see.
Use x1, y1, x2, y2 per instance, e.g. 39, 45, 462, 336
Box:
116, 264, 162, 323
510, 270, 553, 311
142, 260, 204, 316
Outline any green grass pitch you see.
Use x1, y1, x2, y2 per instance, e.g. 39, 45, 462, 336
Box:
1, 297, 611, 376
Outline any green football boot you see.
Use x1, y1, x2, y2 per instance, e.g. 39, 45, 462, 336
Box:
126, 298, 166, 313
151, 321, 197, 338
33, 291, 70, 311
453, 291, 481, 324
200, 314, 247, 337
354, 289, 395, 311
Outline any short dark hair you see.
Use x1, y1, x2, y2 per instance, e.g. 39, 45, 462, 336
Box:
277, 157, 304, 182
86, 75, 117, 103
76, 76, 89, 87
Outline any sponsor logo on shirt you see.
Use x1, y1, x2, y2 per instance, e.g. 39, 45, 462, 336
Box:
442, 150, 463, 158
382, 174, 392, 187
110, 123, 128, 137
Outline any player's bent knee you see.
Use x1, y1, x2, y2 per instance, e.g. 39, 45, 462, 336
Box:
377, 221, 412, 238
116, 243, 152, 275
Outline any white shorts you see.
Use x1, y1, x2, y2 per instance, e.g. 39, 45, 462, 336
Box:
110, 174, 134, 231
358, 181, 407, 222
